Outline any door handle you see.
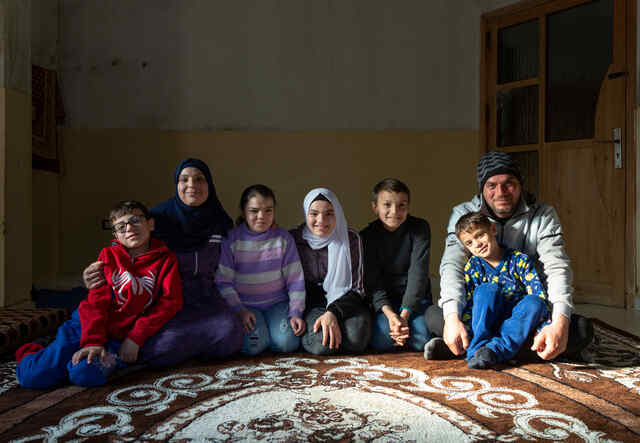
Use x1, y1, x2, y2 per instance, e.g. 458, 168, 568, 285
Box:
594, 128, 622, 168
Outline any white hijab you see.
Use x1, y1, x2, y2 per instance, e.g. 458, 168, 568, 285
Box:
302, 188, 352, 306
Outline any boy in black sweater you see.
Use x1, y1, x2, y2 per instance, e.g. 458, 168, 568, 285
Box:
361, 178, 432, 352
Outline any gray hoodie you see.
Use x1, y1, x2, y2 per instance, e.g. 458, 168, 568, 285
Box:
439, 194, 573, 320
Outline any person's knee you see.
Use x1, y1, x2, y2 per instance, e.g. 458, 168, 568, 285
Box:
408, 314, 431, 351
565, 314, 594, 356
269, 318, 300, 353
342, 312, 372, 353
343, 332, 370, 354
67, 360, 109, 387
220, 311, 244, 337
243, 333, 269, 356
199, 321, 244, 361
370, 312, 394, 351
271, 332, 300, 353
513, 295, 547, 319
304, 308, 324, 326
374, 312, 391, 332
370, 331, 394, 351
347, 309, 372, 332
425, 305, 444, 337
264, 304, 299, 353
243, 311, 270, 356
301, 330, 331, 355
214, 312, 244, 354
302, 308, 343, 355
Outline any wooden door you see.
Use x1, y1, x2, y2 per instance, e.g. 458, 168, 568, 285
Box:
482, 0, 636, 307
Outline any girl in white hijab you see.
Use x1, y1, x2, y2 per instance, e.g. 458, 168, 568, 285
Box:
291, 188, 371, 355
302, 188, 352, 306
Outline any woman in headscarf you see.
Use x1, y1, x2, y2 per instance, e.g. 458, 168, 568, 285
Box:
290, 188, 371, 354
83, 158, 243, 367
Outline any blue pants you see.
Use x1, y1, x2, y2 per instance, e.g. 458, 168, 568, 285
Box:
242, 301, 300, 356
370, 300, 431, 352
16, 309, 126, 389
466, 283, 548, 362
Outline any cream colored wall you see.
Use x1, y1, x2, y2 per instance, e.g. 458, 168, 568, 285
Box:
59, 1, 480, 131
42, 129, 477, 285
0, 90, 5, 304
33, 169, 60, 288
2, 87, 32, 306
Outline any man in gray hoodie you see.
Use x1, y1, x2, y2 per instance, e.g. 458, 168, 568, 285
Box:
425, 151, 593, 361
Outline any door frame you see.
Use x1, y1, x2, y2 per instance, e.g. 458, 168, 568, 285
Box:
479, 0, 637, 309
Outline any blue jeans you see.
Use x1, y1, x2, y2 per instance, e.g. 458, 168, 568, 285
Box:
17, 309, 126, 389
370, 300, 431, 352
466, 283, 549, 361
242, 301, 300, 356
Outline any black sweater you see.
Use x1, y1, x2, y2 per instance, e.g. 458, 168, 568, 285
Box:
360, 215, 431, 313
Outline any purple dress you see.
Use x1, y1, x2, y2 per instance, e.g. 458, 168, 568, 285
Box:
137, 158, 243, 367
139, 237, 243, 367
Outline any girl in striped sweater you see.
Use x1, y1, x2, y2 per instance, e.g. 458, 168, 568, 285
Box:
216, 185, 306, 355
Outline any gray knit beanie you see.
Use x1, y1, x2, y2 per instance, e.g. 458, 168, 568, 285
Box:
477, 151, 523, 191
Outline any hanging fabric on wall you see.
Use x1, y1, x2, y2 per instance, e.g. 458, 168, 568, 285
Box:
32, 65, 65, 172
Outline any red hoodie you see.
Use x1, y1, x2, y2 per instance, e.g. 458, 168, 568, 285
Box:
79, 238, 183, 348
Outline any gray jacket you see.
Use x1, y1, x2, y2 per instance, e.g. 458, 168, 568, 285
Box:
439, 194, 573, 319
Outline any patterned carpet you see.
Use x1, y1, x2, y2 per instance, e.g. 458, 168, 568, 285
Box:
1, 319, 639, 442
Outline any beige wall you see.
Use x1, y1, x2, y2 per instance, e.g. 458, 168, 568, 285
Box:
59, 0, 480, 131
32, 129, 478, 287
33, 169, 60, 288
2, 87, 32, 306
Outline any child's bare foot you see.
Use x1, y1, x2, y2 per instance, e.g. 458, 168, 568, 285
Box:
468, 347, 498, 369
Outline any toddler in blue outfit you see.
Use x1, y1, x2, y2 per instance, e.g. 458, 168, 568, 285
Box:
456, 212, 550, 369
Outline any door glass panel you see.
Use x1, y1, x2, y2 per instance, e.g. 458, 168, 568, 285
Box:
546, 0, 613, 142
498, 19, 539, 84
510, 150, 539, 197
497, 85, 538, 147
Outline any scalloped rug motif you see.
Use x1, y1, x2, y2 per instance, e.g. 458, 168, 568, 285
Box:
1, 319, 638, 442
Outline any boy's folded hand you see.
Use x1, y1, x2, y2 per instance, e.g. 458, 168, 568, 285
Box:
390, 330, 409, 346
384, 310, 410, 346
384, 308, 405, 332
72, 345, 106, 365
119, 338, 140, 363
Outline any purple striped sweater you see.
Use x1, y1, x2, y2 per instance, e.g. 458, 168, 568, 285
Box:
215, 224, 306, 318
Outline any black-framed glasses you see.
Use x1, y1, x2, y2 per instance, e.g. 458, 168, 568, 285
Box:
112, 215, 146, 234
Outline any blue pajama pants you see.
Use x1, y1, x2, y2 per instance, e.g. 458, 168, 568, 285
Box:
242, 301, 300, 356
16, 309, 126, 389
370, 299, 431, 352
466, 283, 548, 362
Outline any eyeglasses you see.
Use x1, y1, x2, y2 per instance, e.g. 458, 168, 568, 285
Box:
112, 215, 146, 234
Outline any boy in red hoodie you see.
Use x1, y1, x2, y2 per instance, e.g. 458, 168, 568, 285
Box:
16, 201, 182, 388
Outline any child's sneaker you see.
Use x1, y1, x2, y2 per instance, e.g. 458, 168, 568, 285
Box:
423, 337, 455, 360
468, 347, 498, 369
